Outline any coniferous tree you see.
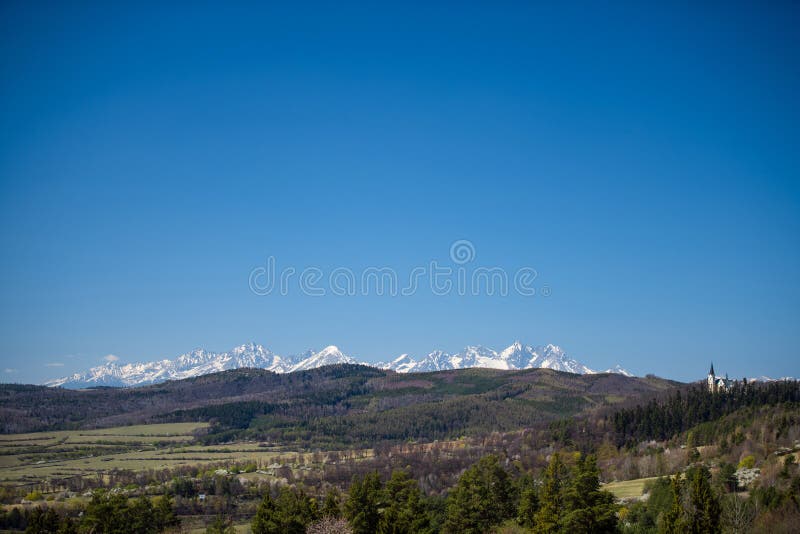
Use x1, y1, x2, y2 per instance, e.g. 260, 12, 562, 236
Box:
82, 492, 131, 533
154, 495, 179, 531
687, 466, 721, 534
129, 496, 157, 534
378, 470, 431, 534
562, 454, 617, 534
276, 487, 319, 534
660, 477, 686, 534
443, 455, 516, 534
24, 507, 60, 534
322, 488, 343, 518
252, 487, 318, 534
517, 473, 540, 529
345, 472, 383, 534
533, 453, 568, 534
252, 492, 281, 534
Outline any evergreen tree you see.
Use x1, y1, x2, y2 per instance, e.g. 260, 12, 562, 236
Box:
24, 507, 61, 534
517, 473, 540, 529
322, 488, 343, 518
154, 495, 179, 531
345, 472, 383, 534
252, 492, 282, 534
443, 454, 516, 534
562, 454, 618, 534
659, 477, 686, 534
252, 487, 318, 534
378, 470, 431, 534
687, 466, 721, 534
533, 453, 568, 534
716, 463, 737, 493
274, 487, 319, 534
129, 496, 157, 534
81, 492, 131, 533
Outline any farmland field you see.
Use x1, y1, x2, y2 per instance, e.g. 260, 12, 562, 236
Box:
602, 476, 660, 500
0, 421, 382, 491
0, 423, 253, 483
0, 423, 205, 482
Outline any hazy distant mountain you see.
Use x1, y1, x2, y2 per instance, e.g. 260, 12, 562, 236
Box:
44, 341, 630, 388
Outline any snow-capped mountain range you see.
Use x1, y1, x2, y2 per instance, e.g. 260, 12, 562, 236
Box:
44, 341, 633, 388
376, 342, 620, 375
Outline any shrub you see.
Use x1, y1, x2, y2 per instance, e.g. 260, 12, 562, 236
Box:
738, 455, 756, 469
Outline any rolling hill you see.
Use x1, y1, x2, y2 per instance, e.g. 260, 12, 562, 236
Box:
3, 364, 675, 446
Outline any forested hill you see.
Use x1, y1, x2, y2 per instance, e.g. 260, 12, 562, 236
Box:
0, 365, 678, 445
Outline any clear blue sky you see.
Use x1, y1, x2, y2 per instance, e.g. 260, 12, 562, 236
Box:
1, 2, 798, 384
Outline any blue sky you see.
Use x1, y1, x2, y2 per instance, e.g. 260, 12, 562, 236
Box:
1, 2, 798, 383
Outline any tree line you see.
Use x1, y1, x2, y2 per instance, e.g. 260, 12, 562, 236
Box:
611, 380, 800, 446
248, 452, 618, 534
0, 492, 178, 533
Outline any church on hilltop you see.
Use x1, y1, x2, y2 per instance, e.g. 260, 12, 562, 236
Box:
707, 362, 733, 393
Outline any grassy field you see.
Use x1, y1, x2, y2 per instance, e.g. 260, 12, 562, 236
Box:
603, 476, 660, 500
0, 422, 376, 487
0, 423, 213, 483
0, 423, 208, 445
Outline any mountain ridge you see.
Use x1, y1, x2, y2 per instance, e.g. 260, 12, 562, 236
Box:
44, 341, 632, 388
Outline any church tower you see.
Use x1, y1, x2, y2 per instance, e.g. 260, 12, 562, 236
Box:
707, 362, 716, 393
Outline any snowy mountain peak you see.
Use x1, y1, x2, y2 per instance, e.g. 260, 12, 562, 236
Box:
288, 345, 356, 373
44, 340, 633, 388
604, 364, 634, 377
230, 342, 267, 354
379, 354, 418, 373
506, 340, 524, 352
391, 353, 412, 364
379, 341, 620, 376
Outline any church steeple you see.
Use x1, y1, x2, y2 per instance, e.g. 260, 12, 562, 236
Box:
707, 362, 716, 393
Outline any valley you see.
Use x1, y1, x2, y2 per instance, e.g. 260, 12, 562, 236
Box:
1, 365, 799, 533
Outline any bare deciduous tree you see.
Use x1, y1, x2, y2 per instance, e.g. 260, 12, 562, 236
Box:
722, 492, 757, 534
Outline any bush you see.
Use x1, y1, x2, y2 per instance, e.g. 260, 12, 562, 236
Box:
738, 455, 756, 469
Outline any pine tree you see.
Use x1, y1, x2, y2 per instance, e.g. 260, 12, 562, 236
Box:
687, 466, 721, 534
252, 492, 282, 534
562, 454, 618, 534
443, 455, 516, 534
533, 453, 568, 534
345, 472, 383, 534
24, 507, 61, 534
322, 488, 343, 518
274, 487, 319, 534
378, 470, 432, 534
129, 496, 157, 534
517, 473, 540, 529
81, 492, 131, 533
154, 495, 179, 531
659, 476, 686, 534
